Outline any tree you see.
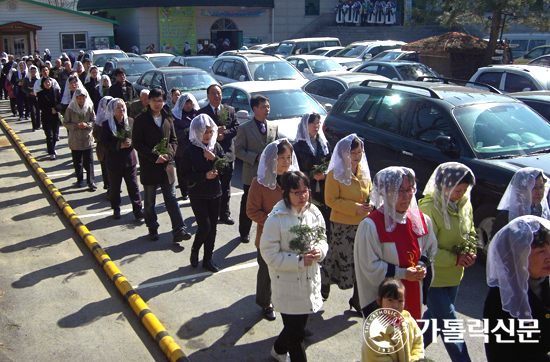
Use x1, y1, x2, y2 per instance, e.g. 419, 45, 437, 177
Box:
39, 0, 77, 10
432, 0, 550, 65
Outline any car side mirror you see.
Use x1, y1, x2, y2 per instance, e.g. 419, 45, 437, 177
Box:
324, 103, 333, 112
523, 87, 531, 91
239, 75, 246, 81
303, 68, 311, 74
435, 135, 454, 153
363, 53, 372, 60
236, 110, 250, 119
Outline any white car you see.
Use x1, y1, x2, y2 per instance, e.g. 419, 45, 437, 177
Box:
468, 64, 550, 93
286, 55, 347, 79
140, 53, 176, 68
83, 49, 128, 73
331, 40, 406, 69
307, 46, 345, 57
221, 80, 328, 140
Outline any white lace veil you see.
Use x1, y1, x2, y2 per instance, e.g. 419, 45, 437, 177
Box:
67, 87, 94, 117
294, 112, 329, 156
84, 66, 98, 84
257, 139, 299, 190
72, 61, 84, 73
105, 98, 129, 136
371, 166, 425, 234
61, 75, 83, 105
498, 167, 550, 222
172, 93, 199, 119
189, 114, 218, 152
487, 215, 550, 319
96, 96, 113, 125
423, 162, 475, 239
101, 74, 112, 88
327, 133, 370, 186
27, 65, 37, 80
16, 61, 27, 79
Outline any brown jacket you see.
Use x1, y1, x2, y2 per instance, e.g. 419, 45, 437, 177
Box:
246, 177, 283, 248
63, 106, 95, 150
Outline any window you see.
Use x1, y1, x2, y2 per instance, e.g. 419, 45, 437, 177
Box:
408, 102, 453, 144
476, 72, 502, 89
60, 32, 87, 51
339, 92, 371, 119
366, 94, 409, 134
358, 65, 378, 75
232, 61, 248, 81
523, 100, 550, 120
304, 79, 323, 95
504, 73, 537, 92
222, 87, 234, 104
305, 0, 320, 15
151, 73, 163, 88
232, 90, 250, 112
294, 59, 309, 72
529, 40, 546, 51
378, 65, 399, 80
214, 60, 235, 78
139, 72, 154, 87
511, 40, 528, 52
526, 47, 545, 59
319, 80, 345, 99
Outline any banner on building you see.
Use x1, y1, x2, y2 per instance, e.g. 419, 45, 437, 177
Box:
159, 7, 196, 55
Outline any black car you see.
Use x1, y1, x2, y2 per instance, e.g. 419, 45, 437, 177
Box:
352, 60, 439, 81
507, 91, 550, 121
102, 57, 155, 83
323, 80, 550, 250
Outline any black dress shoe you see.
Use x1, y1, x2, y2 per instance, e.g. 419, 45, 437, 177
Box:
181, 194, 188, 200
173, 228, 191, 243
148, 228, 159, 241
304, 328, 314, 338
75, 180, 83, 188
113, 209, 121, 220
203, 259, 220, 273
240, 235, 250, 244
88, 182, 98, 191
263, 306, 276, 321
220, 216, 235, 225
190, 250, 199, 268
134, 209, 145, 220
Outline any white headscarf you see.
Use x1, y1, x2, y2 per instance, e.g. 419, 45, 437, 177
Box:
172, 93, 199, 120
84, 66, 98, 85
96, 96, 113, 125
105, 98, 129, 136
101, 74, 112, 88
67, 87, 94, 117
16, 61, 27, 79
327, 133, 370, 186
295, 112, 329, 156
131, 46, 139, 54
487, 215, 550, 319
189, 114, 218, 152
257, 139, 299, 190
45, 49, 51, 56
72, 61, 84, 73
498, 167, 550, 222
61, 75, 83, 105
423, 162, 475, 239
371, 166, 425, 234
27, 65, 38, 81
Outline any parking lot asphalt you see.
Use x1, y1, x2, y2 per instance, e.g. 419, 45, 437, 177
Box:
0, 98, 490, 362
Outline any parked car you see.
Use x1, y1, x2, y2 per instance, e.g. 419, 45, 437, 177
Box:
82, 49, 128, 73
210, 52, 306, 85
469, 64, 550, 93
221, 80, 327, 139
369, 49, 419, 62
243, 37, 263, 47
286, 55, 346, 79
140, 53, 176, 68
307, 46, 345, 57
168, 55, 217, 72
331, 40, 406, 69
496, 33, 550, 59
275, 37, 341, 57
302, 72, 390, 105
133, 67, 219, 107
323, 79, 550, 251
514, 45, 550, 64
352, 60, 439, 81
249, 43, 280, 54
507, 91, 550, 121
102, 57, 155, 83
529, 54, 550, 67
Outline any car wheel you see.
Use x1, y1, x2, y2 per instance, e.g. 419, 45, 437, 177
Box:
473, 203, 498, 261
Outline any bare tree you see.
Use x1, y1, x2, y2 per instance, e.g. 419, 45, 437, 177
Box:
39, 0, 78, 10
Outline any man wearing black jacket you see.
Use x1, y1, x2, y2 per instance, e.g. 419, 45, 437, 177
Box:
197, 84, 239, 225
132, 87, 190, 243
109, 68, 138, 105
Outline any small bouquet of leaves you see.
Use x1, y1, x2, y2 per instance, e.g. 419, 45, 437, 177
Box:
16, 78, 24, 84
115, 126, 132, 151
152, 137, 170, 157
217, 107, 230, 126
451, 236, 481, 256
50, 69, 59, 77
212, 157, 228, 175
289, 224, 326, 256
417, 245, 436, 270
77, 112, 86, 123
310, 157, 329, 178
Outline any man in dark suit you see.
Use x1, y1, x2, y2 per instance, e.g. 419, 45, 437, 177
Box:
132, 87, 191, 243
109, 68, 138, 105
234, 95, 278, 243
198, 84, 239, 225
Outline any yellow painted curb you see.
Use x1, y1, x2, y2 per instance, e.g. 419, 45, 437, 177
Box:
0, 118, 190, 362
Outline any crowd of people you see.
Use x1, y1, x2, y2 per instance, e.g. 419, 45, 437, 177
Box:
335, 0, 396, 27
2, 49, 550, 362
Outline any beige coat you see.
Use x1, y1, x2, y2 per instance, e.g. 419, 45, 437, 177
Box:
63, 106, 95, 150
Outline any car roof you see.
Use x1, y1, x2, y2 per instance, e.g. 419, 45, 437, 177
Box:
87, 49, 125, 54
287, 55, 337, 60
312, 46, 344, 51
507, 90, 550, 100
307, 72, 389, 82
348, 40, 406, 46
222, 80, 304, 92
216, 53, 283, 62
476, 64, 550, 76
142, 53, 175, 57
146, 66, 209, 73
359, 80, 522, 107
111, 57, 151, 64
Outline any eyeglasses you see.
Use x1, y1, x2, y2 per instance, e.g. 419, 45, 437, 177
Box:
398, 187, 416, 196
290, 189, 311, 197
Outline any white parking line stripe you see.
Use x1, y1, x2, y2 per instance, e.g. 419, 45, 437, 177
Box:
48, 168, 102, 177
132, 261, 258, 289
77, 191, 244, 218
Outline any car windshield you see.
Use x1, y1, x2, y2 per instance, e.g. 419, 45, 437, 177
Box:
395, 64, 438, 80
309, 59, 344, 73
372, 51, 401, 61
248, 61, 303, 81
308, 49, 326, 55
185, 58, 216, 72
529, 56, 550, 67
453, 102, 550, 158
249, 89, 326, 119
123, 62, 155, 76
164, 72, 218, 91
93, 53, 126, 66
276, 42, 295, 55
334, 45, 367, 58
148, 55, 175, 68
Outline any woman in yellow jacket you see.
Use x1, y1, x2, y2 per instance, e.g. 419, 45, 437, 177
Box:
323, 133, 372, 313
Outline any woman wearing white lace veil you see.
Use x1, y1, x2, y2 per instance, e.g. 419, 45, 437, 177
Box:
323, 134, 372, 311
247, 139, 299, 321
173, 93, 199, 200
60, 74, 83, 116
181, 114, 227, 273
484, 215, 550, 361
63, 87, 96, 190
10, 60, 28, 120
492, 167, 550, 237
93, 96, 113, 194
354, 166, 437, 321
100, 74, 111, 97
419, 162, 476, 362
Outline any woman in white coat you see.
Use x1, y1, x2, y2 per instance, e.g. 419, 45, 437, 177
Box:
260, 171, 329, 362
